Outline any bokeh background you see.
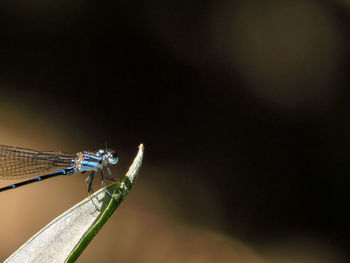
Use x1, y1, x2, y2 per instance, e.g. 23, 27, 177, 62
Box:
0, 0, 349, 262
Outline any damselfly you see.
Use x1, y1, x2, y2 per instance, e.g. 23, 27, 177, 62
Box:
0, 144, 118, 193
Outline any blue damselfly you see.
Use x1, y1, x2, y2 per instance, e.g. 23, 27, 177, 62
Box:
0, 144, 118, 193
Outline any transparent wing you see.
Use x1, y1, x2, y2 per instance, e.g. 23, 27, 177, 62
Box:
0, 145, 75, 179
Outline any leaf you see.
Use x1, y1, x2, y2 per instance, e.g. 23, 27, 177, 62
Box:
4, 144, 144, 263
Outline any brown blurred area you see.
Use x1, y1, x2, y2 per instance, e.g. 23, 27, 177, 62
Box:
0, 0, 349, 262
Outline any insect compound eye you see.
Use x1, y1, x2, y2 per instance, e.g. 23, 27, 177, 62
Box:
108, 152, 119, 164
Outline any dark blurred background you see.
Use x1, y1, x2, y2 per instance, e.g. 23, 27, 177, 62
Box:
0, 0, 349, 262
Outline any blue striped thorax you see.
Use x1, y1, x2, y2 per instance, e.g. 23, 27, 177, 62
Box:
73, 149, 118, 173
